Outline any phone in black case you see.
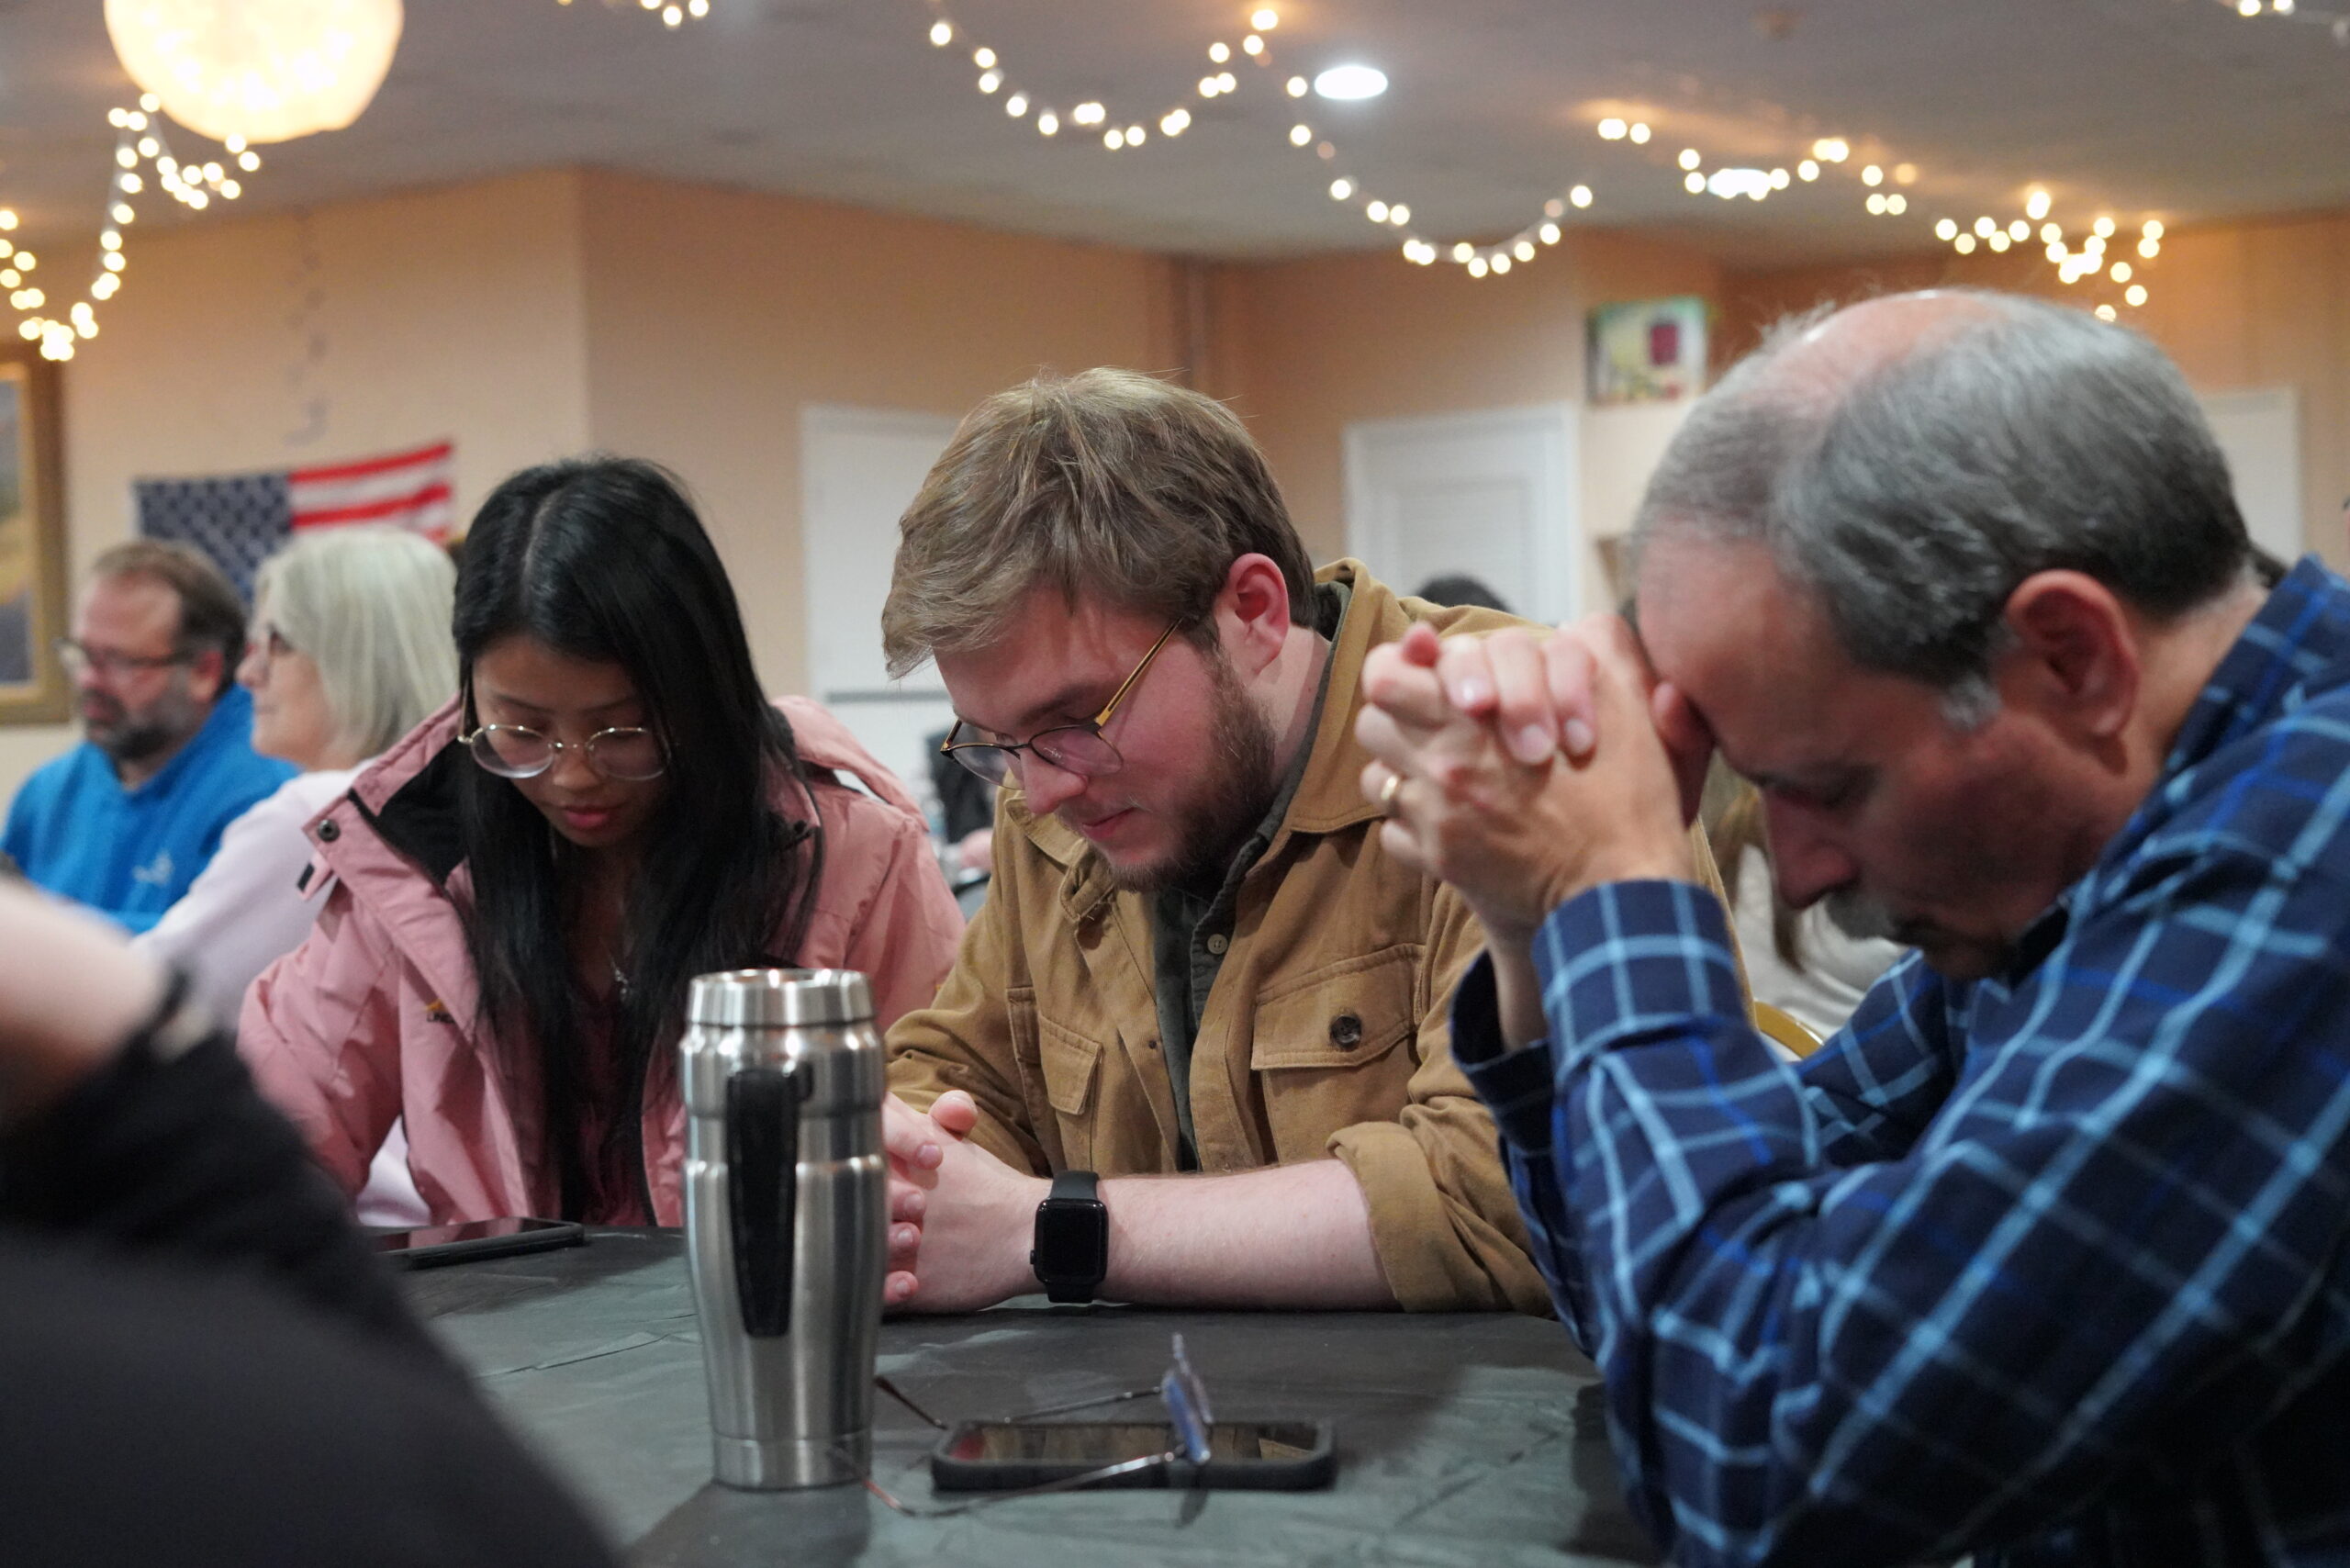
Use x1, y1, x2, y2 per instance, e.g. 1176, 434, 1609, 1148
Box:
373, 1216, 586, 1270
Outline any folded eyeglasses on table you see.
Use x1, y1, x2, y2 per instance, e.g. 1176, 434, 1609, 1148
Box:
853, 1332, 1216, 1518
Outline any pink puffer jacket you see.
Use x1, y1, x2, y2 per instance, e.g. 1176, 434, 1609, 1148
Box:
240, 696, 964, 1225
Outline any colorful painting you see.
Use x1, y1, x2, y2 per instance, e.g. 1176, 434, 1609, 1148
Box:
1586, 296, 1709, 406
0, 349, 68, 724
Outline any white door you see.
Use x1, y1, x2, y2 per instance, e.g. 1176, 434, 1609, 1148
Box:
1342, 405, 1579, 624
800, 406, 960, 818
2199, 388, 2306, 564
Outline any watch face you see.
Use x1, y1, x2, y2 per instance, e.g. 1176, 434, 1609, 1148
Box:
1035, 1200, 1108, 1279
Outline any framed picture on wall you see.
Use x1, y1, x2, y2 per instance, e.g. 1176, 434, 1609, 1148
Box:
0, 343, 68, 724
1586, 296, 1709, 406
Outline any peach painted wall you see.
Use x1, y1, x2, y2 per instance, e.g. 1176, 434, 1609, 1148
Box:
574, 169, 1184, 698
1718, 209, 2350, 571
0, 169, 593, 799
1212, 230, 1726, 568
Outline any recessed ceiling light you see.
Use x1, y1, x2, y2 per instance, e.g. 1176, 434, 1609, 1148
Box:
1313, 64, 1388, 101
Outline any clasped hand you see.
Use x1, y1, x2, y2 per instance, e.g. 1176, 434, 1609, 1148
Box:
880, 1089, 1046, 1312
1353, 616, 1710, 944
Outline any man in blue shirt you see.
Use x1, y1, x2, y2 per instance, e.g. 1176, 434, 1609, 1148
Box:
1357, 291, 2349, 1565
4, 542, 292, 934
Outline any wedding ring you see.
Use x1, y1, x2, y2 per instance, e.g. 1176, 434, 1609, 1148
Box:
1378, 770, 1405, 813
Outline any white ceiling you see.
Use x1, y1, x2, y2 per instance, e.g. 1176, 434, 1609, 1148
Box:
0, 0, 2345, 271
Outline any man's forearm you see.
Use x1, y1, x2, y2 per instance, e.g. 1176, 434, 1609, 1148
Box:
1100, 1159, 1394, 1309
1485, 935, 1550, 1049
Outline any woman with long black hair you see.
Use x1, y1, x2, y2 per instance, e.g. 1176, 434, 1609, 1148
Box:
242, 458, 963, 1225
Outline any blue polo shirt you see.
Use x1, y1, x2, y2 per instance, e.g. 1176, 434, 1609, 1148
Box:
3, 687, 296, 934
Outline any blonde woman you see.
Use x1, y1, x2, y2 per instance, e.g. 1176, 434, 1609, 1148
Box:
138, 527, 452, 994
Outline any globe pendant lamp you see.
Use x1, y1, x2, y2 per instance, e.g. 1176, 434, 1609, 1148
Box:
105, 0, 404, 146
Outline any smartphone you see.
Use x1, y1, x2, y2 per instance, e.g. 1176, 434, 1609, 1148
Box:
374, 1216, 587, 1271
930, 1418, 1335, 1492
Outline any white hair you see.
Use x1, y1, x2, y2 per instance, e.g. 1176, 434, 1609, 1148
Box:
252, 527, 457, 759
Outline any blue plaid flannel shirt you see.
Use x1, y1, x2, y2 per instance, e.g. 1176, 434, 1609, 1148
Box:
1454, 557, 2350, 1567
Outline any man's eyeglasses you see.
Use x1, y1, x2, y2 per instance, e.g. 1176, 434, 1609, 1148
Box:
858, 1333, 1215, 1517
939, 621, 1184, 788
53, 638, 195, 680
460, 722, 668, 783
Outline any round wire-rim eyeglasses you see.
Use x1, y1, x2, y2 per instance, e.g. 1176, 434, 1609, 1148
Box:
459, 722, 669, 783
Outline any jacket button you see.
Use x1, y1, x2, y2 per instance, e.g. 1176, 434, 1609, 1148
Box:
316, 819, 341, 842
1328, 1014, 1363, 1050
1205, 933, 1229, 956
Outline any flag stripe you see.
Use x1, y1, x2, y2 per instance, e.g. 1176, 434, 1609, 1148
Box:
292, 480, 454, 530
288, 440, 454, 486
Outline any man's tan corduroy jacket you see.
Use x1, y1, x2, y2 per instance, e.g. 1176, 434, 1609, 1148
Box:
888, 560, 1732, 1314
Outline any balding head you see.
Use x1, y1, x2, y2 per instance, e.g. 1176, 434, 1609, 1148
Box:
1631, 288, 2255, 721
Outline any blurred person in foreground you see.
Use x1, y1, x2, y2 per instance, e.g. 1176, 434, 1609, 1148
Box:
0, 880, 618, 1566
241, 458, 962, 1235
877, 368, 1732, 1316
3, 541, 293, 931
1359, 291, 2349, 1564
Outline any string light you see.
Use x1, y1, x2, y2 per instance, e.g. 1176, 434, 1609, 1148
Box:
921, 1, 1605, 282
920, 3, 2161, 305
6, 98, 262, 360
2209, 0, 2350, 41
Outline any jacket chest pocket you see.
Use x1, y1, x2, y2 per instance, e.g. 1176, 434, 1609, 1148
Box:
1246, 947, 1418, 1162
1008, 991, 1107, 1172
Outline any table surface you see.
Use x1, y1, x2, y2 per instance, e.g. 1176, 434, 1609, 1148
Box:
407, 1229, 1659, 1568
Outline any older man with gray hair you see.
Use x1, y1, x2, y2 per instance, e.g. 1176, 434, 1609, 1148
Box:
1358, 290, 2350, 1564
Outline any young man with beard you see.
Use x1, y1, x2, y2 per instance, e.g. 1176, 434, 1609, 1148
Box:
874, 368, 1726, 1316
3, 542, 292, 933
1359, 292, 2350, 1563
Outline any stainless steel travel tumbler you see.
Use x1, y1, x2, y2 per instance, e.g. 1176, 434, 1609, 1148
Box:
680, 969, 887, 1489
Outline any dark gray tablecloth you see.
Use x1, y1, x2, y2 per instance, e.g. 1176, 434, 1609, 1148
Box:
407, 1229, 1658, 1567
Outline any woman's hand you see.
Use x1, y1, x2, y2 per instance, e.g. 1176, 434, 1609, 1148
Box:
0, 881, 170, 1126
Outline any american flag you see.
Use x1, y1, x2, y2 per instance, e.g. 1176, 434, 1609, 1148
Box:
136, 439, 455, 600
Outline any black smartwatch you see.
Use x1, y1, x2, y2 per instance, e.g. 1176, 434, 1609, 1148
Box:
1029, 1170, 1108, 1304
